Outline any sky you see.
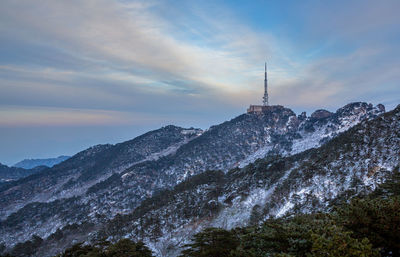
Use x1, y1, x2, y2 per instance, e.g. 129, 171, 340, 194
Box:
0, 0, 399, 165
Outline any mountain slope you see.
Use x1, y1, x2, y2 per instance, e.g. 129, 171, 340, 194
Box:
74, 103, 384, 220
13, 156, 71, 169
0, 163, 45, 184
92, 104, 400, 257
0, 125, 202, 219
0, 102, 386, 254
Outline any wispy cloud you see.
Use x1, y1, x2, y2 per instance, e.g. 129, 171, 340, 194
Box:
1, 0, 398, 112
0, 106, 136, 127
0, 1, 267, 114
0, 0, 294, 128
0, 0, 399, 163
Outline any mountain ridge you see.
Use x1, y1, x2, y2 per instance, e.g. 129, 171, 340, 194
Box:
92, 104, 399, 256
0, 163, 47, 185
13, 156, 71, 169
0, 102, 390, 256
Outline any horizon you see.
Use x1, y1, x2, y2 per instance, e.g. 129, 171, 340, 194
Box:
1, 101, 393, 166
1, 0, 399, 165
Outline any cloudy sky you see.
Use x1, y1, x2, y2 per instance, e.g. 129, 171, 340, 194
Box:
1, 0, 399, 165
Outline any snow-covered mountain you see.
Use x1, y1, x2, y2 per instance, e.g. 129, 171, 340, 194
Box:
13, 156, 71, 169
91, 104, 399, 257
0, 125, 203, 220
0, 102, 390, 256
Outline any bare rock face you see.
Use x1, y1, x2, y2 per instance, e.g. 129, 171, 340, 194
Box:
298, 111, 307, 121
377, 103, 385, 112
336, 102, 384, 118
310, 109, 333, 119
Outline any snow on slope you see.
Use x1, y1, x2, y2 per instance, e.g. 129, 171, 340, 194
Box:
108, 104, 397, 257
240, 102, 384, 167
0, 103, 388, 256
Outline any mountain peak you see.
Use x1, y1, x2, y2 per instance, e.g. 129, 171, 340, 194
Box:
310, 109, 333, 119
336, 102, 384, 117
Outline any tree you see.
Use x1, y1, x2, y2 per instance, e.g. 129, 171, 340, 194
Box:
59, 243, 102, 257
373, 166, 400, 197
10, 235, 43, 257
309, 225, 378, 257
338, 196, 400, 255
59, 239, 153, 257
105, 239, 153, 257
179, 228, 239, 257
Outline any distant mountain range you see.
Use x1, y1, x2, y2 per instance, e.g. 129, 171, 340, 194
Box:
0, 164, 46, 184
13, 156, 71, 169
1, 102, 398, 257
0, 156, 70, 184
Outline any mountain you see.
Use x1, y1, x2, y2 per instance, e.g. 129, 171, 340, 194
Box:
90, 104, 399, 256
13, 156, 71, 169
0, 102, 389, 256
0, 125, 202, 220
0, 163, 47, 184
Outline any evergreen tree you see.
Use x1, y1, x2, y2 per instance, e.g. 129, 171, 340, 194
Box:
179, 228, 239, 257
58, 239, 153, 257
338, 196, 400, 256
105, 239, 153, 257
309, 225, 378, 257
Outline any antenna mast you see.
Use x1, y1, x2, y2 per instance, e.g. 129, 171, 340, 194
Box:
262, 62, 269, 106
